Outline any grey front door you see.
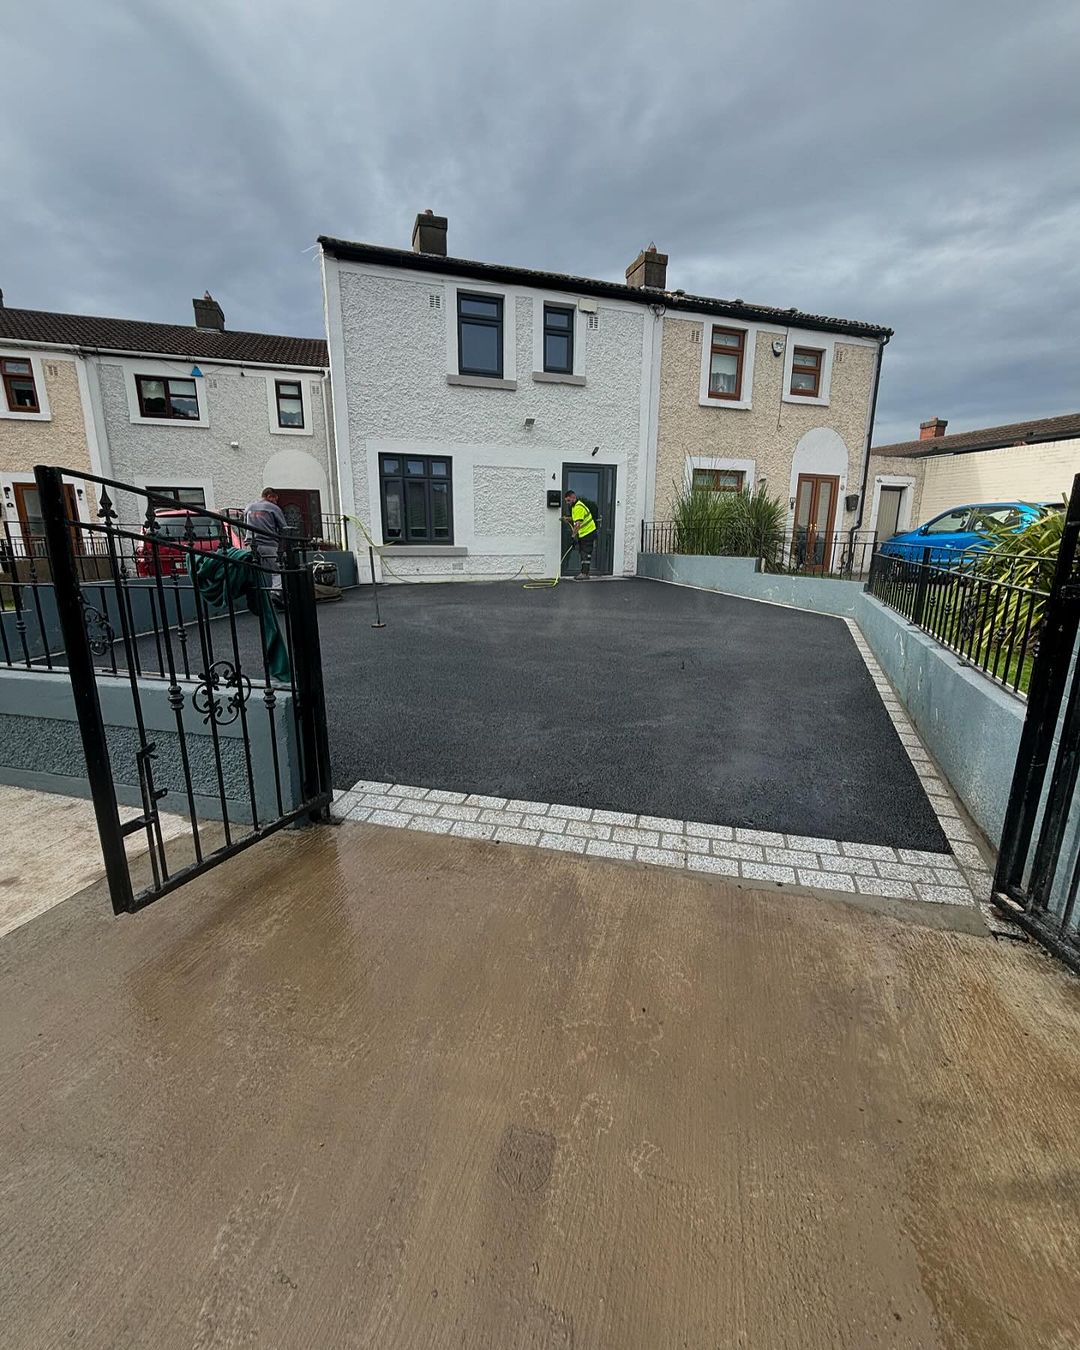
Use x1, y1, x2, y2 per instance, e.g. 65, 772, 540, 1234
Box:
876, 486, 905, 540
561, 464, 617, 576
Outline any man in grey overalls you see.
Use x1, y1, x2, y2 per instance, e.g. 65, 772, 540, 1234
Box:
244, 487, 288, 597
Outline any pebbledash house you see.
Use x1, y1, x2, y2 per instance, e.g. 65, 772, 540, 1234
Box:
319, 212, 892, 583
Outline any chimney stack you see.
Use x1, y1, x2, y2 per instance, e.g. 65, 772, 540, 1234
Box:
193, 291, 225, 331
412, 209, 448, 256
625, 243, 668, 290
919, 416, 948, 441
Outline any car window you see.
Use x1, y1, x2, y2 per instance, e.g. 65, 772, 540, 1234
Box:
979, 507, 1022, 528
148, 516, 216, 540
923, 507, 972, 534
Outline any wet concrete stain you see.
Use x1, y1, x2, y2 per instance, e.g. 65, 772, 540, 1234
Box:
1, 822, 1079, 1347
497, 1125, 557, 1196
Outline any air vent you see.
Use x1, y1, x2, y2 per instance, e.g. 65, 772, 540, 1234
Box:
429, 293, 442, 310
46, 363, 59, 377
690, 328, 701, 345
587, 313, 599, 331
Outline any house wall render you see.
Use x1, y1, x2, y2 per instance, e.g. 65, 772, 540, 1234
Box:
91, 358, 334, 515
653, 320, 879, 529
327, 260, 651, 580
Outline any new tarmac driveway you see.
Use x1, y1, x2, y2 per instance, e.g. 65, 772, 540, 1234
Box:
315, 579, 947, 851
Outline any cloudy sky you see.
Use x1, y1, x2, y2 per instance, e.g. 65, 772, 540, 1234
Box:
2, 0, 1077, 444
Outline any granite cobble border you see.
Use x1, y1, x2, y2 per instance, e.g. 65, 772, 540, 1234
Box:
331, 780, 975, 907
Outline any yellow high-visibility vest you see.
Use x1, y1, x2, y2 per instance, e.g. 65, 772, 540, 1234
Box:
571, 500, 597, 538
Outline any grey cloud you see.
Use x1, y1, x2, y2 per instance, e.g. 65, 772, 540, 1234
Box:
2, 0, 1077, 444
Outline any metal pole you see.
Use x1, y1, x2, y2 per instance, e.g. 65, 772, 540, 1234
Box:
912, 546, 932, 628
34, 465, 134, 914
282, 558, 333, 821
369, 545, 385, 629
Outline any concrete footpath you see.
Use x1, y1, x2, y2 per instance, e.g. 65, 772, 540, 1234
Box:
1, 822, 1079, 1348
0, 784, 187, 938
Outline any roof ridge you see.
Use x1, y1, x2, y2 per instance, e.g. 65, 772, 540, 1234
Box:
873, 410, 1080, 457
0, 304, 323, 344
317, 235, 892, 338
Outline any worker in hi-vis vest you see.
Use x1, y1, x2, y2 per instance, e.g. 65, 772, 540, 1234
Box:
564, 490, 598, 579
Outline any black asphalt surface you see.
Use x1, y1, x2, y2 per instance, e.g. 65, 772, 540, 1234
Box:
311, 579, 947, 850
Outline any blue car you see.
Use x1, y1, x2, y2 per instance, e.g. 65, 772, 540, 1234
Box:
878, 501, 1050, 564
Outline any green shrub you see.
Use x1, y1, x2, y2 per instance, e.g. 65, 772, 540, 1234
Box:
671, 481, 786, 560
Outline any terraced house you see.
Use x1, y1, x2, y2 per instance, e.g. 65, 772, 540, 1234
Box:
649, 265, 892, 559
0, 294, 334, 548
320, 215, 891, 581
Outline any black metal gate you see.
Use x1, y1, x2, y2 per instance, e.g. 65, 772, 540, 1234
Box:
31, 465, 332, 914
995, 474, 1080, 970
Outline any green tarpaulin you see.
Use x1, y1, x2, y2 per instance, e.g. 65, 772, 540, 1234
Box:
193, 547, 291, 684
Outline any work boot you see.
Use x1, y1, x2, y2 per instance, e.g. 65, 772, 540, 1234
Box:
575, 571, 588, 580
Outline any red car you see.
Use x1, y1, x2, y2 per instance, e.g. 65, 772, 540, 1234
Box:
134, 508, 245, 578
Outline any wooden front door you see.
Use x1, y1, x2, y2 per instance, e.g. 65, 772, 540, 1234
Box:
13, 481, 79, 556
275, 489, 322, 540
793, 473, 839, 572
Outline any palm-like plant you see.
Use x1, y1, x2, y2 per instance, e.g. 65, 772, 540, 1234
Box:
671, 482, 785, 560
960, 503, 1065, 687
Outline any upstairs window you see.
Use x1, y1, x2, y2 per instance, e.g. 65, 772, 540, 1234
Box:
379, 454, 453, 545
708, 326, 745, 400
1, 358, 40, 412
692, 468, 745, 493
457, 292, 503, 377
136, 374, 200, 420
543, 304, 574, 373
275, 379, 304, 428
790, 346, 824, 397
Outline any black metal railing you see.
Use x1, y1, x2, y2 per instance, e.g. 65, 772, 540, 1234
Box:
993, 473, 1080, 970
866, 546, 1049, 696
18, 467, 333, 914
314, 513, 348, 550
639, 521, 878, 578
1, 495, 323, 676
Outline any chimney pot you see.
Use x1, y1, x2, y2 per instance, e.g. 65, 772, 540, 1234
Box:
412, 211, 448, 256
193, 293, 225, 331
625, 246, 668, 290
919, 416, 948, 440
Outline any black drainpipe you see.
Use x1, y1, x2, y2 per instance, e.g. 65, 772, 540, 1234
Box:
855, 332, 890, 529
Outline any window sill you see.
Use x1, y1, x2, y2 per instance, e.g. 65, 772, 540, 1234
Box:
0, 409, 51, 421
781, 393, 830, 407
378, 545, 467, 557
532, 371, 585, 386
698, 397, 752, 411
268, 423, 314, 437
446, 374, 517, 390
129, 415, 209, 429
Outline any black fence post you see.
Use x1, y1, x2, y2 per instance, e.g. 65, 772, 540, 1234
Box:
995, 472, 1080, 898
911, 546, 932, 628
282, 560, 333, 822
34, 465, 134, 914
